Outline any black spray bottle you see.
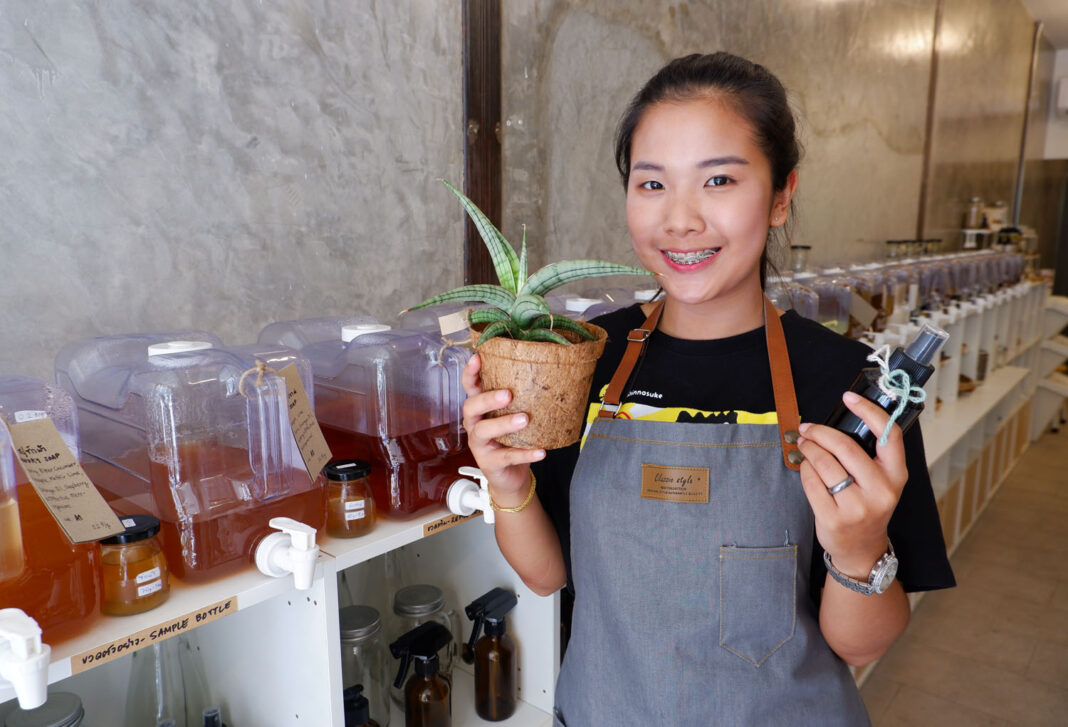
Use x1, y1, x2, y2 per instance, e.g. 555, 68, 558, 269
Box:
824, 322, 949, 456
464, 588, 518, 721
343, 684, 376, 727
390, 621, 453, 727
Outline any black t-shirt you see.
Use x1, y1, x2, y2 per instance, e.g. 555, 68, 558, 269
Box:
533, 303, 956, 601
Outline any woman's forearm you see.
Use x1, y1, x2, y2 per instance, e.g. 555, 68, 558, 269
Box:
491, 487, 567, 596
818, 576, 910, 666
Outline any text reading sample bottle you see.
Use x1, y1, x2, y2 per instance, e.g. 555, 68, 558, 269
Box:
99, 514, 169, 615
325, 459, 377, 538
390, 621, 453, 727
55, 334, 326, 582
824, 322, 949, 456
0, 376, 100, 644
464, 588, 518, 721
258, 318, 474, 518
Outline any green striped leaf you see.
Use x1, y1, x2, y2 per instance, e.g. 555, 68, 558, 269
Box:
476, 320, 514, 346
468, 308, 511, 326
407, 284, 516, 312
508, 294, 551, 328
528, 315, 595, 341
520, 327, 571, 345
442, 180, 520, 293
518, 226, 528, 286
522, 260, 652, 297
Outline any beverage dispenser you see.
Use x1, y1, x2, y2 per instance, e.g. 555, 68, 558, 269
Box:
0, 377, 100, 643
259, 318, 472, 518
55, 334, 324, 583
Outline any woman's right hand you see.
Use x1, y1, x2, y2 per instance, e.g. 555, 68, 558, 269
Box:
462, 353, 546, 506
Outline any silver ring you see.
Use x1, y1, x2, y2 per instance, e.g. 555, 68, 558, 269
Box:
827, 474, 854, 495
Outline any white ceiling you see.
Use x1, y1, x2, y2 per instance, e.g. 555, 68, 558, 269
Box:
1020, 0, 1068, 50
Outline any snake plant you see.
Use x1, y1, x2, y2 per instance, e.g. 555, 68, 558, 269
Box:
406, 180, 652, 345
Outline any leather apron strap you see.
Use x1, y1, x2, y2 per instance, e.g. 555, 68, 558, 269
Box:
597, 296, 803, 471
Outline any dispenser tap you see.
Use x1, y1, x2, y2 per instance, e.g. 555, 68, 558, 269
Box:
445, 466, 494, 523
254, 517, 320, 590
0, 608, 51, 710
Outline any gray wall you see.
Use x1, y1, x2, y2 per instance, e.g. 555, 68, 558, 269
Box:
1, 0, 1057, 379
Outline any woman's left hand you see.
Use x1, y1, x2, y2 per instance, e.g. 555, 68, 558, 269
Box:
796, 390, 909, 580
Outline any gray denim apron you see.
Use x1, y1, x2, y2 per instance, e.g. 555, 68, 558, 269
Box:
553, 299, 870, 726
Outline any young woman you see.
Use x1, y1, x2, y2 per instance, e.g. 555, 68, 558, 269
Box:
461, 52, 954, 725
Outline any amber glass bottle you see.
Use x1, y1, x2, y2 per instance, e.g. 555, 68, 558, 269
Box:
325, 459, 376, 538
474, 620, 516, 721
404, 653, 450, 727
100, 514, 169, 616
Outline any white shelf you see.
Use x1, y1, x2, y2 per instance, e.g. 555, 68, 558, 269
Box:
319, 506, 478, 571
390, 668, 552, 727
923, 365, 1030, 467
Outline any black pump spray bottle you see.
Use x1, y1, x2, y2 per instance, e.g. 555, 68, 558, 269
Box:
824, 322, 949, 456
390, 621, 453, 727
464, 588, 518, 721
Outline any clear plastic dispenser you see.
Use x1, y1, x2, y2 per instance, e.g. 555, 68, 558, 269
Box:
258, 318, 473, 518
54, 333, 325, 583
0, 376, 101, 644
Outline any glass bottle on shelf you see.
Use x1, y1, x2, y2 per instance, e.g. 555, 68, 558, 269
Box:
325, 460, 377, 539
390, 584, 460, 709
339, 605, 390, 727
99, 514, 169, 616
124, 634, 211, 727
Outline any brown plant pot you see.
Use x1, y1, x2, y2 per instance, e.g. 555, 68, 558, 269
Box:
473, 320, 608, 450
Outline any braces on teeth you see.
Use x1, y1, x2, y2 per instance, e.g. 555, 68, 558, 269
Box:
665, 249, 719, 264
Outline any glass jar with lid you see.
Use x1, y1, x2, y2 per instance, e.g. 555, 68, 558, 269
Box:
100, 514, 169, 616
4, 693, 84, 727
340, 605, 390, 727
325, 460, 377, 539
390, 584, 460, 708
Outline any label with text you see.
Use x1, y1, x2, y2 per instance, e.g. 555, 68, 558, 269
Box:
8, 417, 125, 543
71, 597, 235, 674
422, 511, 476, 538
850, 292, 879, 330
279, 364, 332, 480
640, 464, 710, 503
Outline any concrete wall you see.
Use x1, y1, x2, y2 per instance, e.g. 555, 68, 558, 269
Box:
1044, 48, 1068, 159
0, 0, 1057, 379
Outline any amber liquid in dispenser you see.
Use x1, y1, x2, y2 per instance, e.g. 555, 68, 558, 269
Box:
0, 480, 100, 643
146, 442, 325, 583
0, 498, 24, 579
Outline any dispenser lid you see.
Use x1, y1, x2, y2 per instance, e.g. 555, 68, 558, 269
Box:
393, 584, 445, 617
324, 459, 371, 482
341, 324, 391, 342
339, 605, 382, 641
146, 340, 214, 357
100, 514, 160, 545
564, 297, 600, 313
5, 692, 84, 727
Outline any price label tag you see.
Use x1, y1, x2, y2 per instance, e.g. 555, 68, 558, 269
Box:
438, 310, 471, 340
279, 364, 332, 480
8, 417, 124, 543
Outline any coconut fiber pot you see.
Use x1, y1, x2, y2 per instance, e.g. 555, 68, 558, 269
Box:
473, 320, 608, 449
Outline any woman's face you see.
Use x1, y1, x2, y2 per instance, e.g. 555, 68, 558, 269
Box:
626, 97, 794, 315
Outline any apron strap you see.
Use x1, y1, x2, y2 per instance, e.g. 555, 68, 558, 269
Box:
596, 295, 803, 472
597, 300, 665, 418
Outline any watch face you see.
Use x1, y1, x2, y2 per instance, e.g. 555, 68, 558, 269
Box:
874, 557, 899, 593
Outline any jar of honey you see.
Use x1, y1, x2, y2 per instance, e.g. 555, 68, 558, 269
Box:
325, 459, 376, 538
100, 514, 169, 616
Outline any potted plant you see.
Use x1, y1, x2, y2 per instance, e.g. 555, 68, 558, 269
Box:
406, 180, 652, 449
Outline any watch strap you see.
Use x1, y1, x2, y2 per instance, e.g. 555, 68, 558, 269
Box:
823, 542, 896, 596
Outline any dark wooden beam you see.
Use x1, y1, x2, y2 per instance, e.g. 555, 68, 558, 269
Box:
462, 0, 502, 285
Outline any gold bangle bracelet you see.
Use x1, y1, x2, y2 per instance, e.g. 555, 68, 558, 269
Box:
490, 471, 537, 513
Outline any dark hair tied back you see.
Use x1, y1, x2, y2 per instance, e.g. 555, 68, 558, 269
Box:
614, 52, 800, 193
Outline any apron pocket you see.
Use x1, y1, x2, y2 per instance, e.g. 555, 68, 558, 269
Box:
718, 544, 797, 667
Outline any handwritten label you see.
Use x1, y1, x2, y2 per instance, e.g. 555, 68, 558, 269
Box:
279, 364, 332, 481
422, 511, 476, 538
8, 418, 124, 543
640, 464, 710, 503
71, 597, 236, 674
850, 292, 879, 330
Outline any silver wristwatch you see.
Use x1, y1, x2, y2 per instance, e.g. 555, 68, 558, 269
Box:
823, 542, 898, 596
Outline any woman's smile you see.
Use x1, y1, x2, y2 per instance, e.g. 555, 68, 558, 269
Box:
662, 247, 722, 270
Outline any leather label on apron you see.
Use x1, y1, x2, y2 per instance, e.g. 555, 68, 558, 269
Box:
640, 464, 710, 503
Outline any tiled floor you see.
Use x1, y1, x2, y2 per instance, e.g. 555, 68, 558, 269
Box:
860, 425, 1068, 726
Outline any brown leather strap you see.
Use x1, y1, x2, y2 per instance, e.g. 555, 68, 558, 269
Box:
764, 296, 803, 471
597, 300, 665, 418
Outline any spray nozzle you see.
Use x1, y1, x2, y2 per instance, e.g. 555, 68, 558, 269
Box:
343, 684, 370, 727
902, 322, 949, 366
389, 621, 453, 688
462, 588, 517, 664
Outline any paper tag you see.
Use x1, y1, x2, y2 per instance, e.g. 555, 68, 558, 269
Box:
438, 310, 471, 338
344, 500, 366, 511
422, 511, 476, 537
72, 597, 235, 674
137, 580, 163, 597
850, 292, 879, 330
8, 418, 125, 543
14, 410, 47, 423
344, 510, 366, 522
640, 464, 709, 503
136, 567, 162, 584
278, 364, 332, 480
121, 518, 136, 528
